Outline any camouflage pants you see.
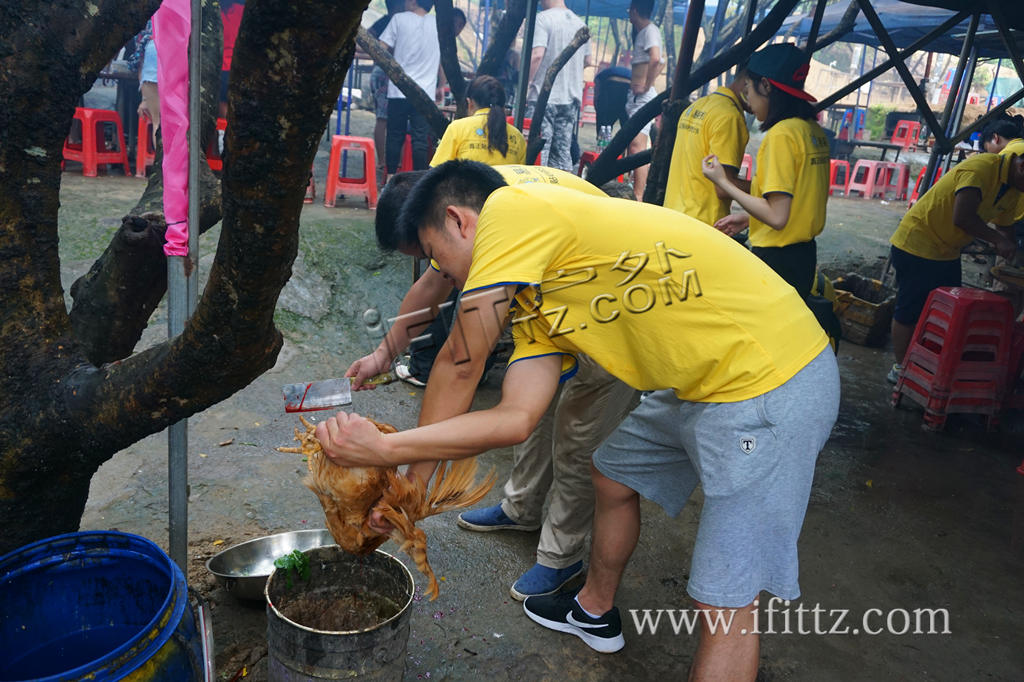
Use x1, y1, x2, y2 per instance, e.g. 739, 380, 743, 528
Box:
526, 99, 579, 172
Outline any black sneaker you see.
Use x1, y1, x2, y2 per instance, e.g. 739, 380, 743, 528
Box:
523, 590, 624, 653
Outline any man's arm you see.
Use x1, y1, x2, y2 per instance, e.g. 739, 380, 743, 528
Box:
345, 268, 453, 387
318, 354, 563, 466
642, 45, 662, 92
407, 285, 516, 482
528, 46, 547, 86
952, 188, 1017, 259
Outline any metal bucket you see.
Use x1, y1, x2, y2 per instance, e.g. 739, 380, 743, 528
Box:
265, 546, 414, 681
0, 530, 212, 681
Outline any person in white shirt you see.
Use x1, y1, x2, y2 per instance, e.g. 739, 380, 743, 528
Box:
525, 0, 593, 171
626, 0, 663, 200
379, 0, 441, 174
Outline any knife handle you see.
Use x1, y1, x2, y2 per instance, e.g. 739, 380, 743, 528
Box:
362, 372, 395, 386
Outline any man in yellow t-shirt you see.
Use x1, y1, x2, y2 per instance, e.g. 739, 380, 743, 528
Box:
322, 160, 840, 676
887, 152, 1022, 380
663, 72, 751, 226
347, 165, 638, 602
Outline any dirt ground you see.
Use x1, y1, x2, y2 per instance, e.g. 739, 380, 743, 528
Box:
56, 89, 1024, 680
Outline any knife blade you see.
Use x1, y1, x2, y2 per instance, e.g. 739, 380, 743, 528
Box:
281, 373, 393, 412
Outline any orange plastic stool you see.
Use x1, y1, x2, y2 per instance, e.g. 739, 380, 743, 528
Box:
62, 107, 131, 177
324, 135, 377, 209
908, 165, 943, 207
135, 114, 156, 177
397, 134, 414, 173
829, 159, 850, 196
206, 118, 228, 172
846, 159, 888, 199
892, 287, 1016, 430
739, 153, 754, 181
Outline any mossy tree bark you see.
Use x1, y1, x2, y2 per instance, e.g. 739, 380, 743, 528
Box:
0, 0, 370, 554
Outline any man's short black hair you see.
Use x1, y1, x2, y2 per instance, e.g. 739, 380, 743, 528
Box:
397, 160, 508, 251
630, 0, 655, 19
375, 171, 428, 251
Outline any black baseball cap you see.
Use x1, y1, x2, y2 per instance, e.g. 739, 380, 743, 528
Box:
747, 43, 816, 102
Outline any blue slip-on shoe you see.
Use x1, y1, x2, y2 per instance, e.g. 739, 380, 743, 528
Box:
523, 589, 624, 653
456, 504, 540, 532
510, 560, 585, 601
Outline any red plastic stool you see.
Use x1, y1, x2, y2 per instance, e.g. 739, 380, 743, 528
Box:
62, 107, 131, 177
397, 134, 414, 173
135, 114, 156, 177
846, 159, 888, 199
324, 135, 377, 209
892, 287, 1016, 430
577, 150, 625, 182
890, 120, 921, 149
739, 153, 754, 181
206, 118, 228, 172
881, 162, 910, 200
304, 170, 315, 204
581, 81, 596, 124
908, 165, 943, 208
829, 159, 850, 196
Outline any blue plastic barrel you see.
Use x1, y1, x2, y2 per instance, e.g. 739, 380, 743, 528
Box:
0, 531, 208, 681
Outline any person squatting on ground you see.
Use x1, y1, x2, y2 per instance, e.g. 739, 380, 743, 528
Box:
664, 67, 751, 225
346, 165, 638, 599
379, 0, 442, 175
625, 0, 664, 201
887, 152, 1023, 382
430, 75, 527, 167
525, 0, 593, 171
320, 160, 840, 680
702, 43, 830, 301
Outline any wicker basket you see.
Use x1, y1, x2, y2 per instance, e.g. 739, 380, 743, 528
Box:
832, 273, 895, 347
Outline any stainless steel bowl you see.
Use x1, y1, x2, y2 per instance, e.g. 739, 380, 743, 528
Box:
206, 529, 336, 601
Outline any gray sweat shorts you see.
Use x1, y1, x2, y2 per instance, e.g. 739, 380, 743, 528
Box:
593, 347, 840, 608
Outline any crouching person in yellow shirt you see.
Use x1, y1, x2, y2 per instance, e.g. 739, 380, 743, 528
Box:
317, 160, 840, 680
887, 153, 1022, 382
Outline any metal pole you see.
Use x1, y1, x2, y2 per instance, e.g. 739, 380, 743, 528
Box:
804, 0, 827, 54
514, 0, 540, 129
987, 58, 1002, 113
168, 0, 202, 574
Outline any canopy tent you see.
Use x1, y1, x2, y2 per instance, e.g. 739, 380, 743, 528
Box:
566, 0, 696, 22
780, 0, 1024, 58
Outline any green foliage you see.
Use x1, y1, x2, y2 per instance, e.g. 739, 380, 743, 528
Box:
274, 549, 311, 589
865, 104, 894, 142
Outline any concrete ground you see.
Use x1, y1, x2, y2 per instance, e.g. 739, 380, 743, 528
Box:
58, 86, 1024, 680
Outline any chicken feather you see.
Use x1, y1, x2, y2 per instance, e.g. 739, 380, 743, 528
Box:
277, 415, 496, 600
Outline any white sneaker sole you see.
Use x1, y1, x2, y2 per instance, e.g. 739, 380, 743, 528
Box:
456, 516, 540, 533
509, 567, 585, 601
522, 603, 624, 653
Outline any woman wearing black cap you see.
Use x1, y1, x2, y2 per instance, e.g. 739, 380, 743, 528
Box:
702, 43, 831, 299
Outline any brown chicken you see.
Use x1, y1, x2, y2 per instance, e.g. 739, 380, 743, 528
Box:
277, 415, 496, 600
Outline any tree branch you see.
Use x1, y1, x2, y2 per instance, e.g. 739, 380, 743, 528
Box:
436, 0, 468, 117
477, 0, 527, 77
526, 26, 590, 163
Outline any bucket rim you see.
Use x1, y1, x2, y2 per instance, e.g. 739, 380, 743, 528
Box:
265, 547, 415, 635
0, 530, 186, 682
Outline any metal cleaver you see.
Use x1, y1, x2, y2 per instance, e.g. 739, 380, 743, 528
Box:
281, 374, 394, 413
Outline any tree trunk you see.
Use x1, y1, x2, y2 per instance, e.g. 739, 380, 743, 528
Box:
526, 27, 591, 164
356, 27, 449, 138
436, 0, 468, 117
0, 0, 370, 554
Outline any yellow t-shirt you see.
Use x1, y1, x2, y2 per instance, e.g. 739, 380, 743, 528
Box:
463, 184, 829, 402
890, 153, 1024, 261
430, 108, 527, 167
749, 118, 830, 248
430, 165, 604, 271
664, 87, 749, 225
999, 138, 1024, 159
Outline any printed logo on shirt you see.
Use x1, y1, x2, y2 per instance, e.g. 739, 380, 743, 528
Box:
739, 436, 756, 454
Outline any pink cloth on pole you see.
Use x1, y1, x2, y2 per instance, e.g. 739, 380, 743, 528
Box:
155, 0, 191, 257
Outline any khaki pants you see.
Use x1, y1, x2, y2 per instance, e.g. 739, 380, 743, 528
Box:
500, 354, 640, 568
